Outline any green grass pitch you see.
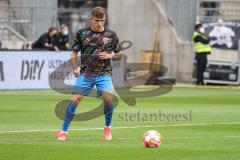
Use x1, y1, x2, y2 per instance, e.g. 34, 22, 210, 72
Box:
0, 86, 240, 160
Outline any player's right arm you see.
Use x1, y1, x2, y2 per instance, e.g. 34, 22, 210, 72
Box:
71, 50, 80, 77
71, 30, 82, 77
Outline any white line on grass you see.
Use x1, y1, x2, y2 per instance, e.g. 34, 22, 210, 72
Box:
70, 136, 237, 139
0, 121, 239, 134
0, 136, 240, 142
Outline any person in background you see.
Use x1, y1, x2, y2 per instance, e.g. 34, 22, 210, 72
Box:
55, 24, 69, 51
32, 27, 59, 51
193, 23, 211, 85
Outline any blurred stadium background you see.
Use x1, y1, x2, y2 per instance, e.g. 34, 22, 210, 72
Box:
0, 0, 240, 87
0, 1, 240, 160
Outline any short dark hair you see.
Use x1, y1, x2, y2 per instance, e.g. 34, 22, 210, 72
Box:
48, 27, 57, 33
195, 23, 202, 31
91, 7, 106, 18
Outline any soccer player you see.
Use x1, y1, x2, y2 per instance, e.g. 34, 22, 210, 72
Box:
55, 7, 123, 141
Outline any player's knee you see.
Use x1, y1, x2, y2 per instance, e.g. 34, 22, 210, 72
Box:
70, 95, 83, 105
70, 97, 79, 105
102, 94, 113, 105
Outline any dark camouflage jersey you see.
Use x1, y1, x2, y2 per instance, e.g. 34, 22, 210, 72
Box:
72, 27, 121, 76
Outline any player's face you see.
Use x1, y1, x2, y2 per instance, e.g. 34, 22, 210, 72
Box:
91, 15, 106, 32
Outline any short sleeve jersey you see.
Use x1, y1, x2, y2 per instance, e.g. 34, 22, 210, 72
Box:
72, 27, 121, 75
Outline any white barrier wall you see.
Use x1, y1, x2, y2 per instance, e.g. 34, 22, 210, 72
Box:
0, 51, 125, 90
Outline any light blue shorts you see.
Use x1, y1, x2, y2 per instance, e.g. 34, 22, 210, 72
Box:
72, 74, 114, 97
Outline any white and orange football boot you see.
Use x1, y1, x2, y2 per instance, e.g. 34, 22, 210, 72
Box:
55, 130, 68, 141
103, 126, 112, 140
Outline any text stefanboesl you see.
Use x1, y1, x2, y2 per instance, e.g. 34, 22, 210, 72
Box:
117, 109, 192, 122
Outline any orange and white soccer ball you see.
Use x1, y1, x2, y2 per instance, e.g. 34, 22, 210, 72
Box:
142, 130, 162, 148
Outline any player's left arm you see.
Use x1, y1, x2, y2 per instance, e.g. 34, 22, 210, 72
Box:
111, 51, 123, 61
98, 32, 123, 61
98, 51, 123, 60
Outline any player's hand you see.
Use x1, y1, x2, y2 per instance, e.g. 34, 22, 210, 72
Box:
98, 52, 111, 59
73, 68, 80, 77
